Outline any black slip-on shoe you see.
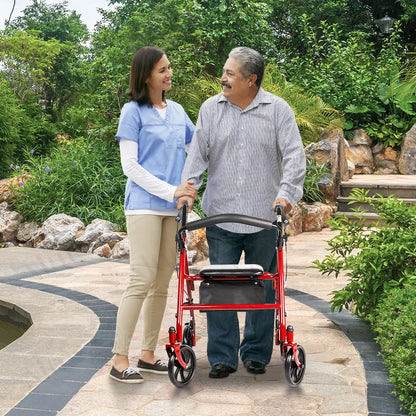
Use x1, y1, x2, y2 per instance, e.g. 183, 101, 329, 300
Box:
244, 360, 266, 374
209, 363, 237, 378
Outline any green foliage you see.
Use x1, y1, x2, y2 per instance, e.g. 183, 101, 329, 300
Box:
302, 159, 329, 203
0, 77, 28, 178
262, 65, 344, 144
369, 285, 416, 415
7, 0, 89, 121
0, 30, 61, 103
313, 189, 416, 317
346, 58, 416, 147
279, 17, 414, 146
10, 129, 126, 230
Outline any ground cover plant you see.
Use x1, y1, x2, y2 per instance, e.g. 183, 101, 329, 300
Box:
9, 126, 126, 230
369, 285, 416, 415
313, 189, 416, 414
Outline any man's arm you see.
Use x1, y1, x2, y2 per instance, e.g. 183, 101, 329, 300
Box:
274, 102, 306, 211
178, 104, 211, 211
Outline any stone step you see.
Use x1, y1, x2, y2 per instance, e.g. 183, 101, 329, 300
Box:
334, 211, 384, 226
340, 182, 416, 198
337, 196, 416, 213
339, 174, 416, 198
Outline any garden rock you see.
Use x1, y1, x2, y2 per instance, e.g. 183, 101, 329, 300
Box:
352, 129, 372, 146
313, 202, 333, 226
110, 237, 130, 260
346, 138, 374, 174
286, 204, 302, 236
75, 218, 122, 252
373, 144, 399, 174
33, 214, 85, 251
87, 232, 125, 254
16, 221, 41, 245
300, 203, 323, 232
0, 202, 23, 242
306, 127, 350, 204
398, 123, 416, 174
93, 243, 112, 258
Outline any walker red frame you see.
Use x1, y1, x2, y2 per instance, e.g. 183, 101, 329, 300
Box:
165, 204, 306, 387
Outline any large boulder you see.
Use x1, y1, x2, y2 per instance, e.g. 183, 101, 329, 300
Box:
33, 214, 85, 251
372, 144, 399, 174
75, 218, 122, 252
0, 202, 23, 242
345, 130, 374, 174
398, 124, 416, 174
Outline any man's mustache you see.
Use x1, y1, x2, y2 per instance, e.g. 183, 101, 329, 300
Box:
221, 81, 231, 88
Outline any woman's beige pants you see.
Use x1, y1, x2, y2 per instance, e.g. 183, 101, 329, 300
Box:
112, 214, 177, 355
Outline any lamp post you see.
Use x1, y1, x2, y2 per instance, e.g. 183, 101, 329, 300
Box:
375, 14, 395, 35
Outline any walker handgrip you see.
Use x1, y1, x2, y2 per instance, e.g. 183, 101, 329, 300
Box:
176, 202, 188, 226
183, 213, 276, 232
274, 204, 289, 226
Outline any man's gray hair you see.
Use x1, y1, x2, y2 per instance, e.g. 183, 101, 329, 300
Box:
228, 47, 265, 87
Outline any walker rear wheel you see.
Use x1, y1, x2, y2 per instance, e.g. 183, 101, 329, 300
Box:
168, 345, 196, 387
284, 345, 306, 386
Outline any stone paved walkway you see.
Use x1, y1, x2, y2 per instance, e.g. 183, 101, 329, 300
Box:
0, 229, 407, 416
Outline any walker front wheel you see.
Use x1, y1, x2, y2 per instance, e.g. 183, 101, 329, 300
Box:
168, 345, 196, 387
284, 345, 306, 387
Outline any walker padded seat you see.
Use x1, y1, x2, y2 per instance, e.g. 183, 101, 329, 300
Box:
199, 264, 264, 279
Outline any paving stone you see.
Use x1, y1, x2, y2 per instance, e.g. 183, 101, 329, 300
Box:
0, 230, 408, 416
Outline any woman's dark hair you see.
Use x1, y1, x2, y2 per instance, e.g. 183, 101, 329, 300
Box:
127, 46, 166, 105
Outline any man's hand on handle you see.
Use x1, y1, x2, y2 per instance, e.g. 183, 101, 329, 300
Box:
272, 198, 292, 215
176, 196, 195, 212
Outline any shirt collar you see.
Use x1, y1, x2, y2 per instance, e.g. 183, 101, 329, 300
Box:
218, 87, 272, 111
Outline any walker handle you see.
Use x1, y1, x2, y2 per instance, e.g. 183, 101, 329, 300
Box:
176, 201, 188, 227
274, 204, 289, 226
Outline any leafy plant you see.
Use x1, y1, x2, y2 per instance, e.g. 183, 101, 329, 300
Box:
313, 188, 416, 317
346, 58, 416, 147
10, 129, 126, 230
302, 159, 329, 203
369, 285, 416, 415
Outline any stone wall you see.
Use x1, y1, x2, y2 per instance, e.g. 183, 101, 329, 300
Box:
305, 123, 416, 204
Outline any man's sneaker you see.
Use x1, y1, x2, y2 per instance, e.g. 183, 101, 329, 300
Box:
138, 359, 168, 374
109, 366, 144, 383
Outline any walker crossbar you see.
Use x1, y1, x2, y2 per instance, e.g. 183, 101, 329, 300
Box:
179, 213, 277, 233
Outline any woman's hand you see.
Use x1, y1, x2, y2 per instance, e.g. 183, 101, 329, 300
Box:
174, 181, 198, 200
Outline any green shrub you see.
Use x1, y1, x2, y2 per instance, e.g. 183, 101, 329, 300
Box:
313, 189, 416, 317
10, 127, 126, 230
302, 159, 328, 203
0, 77, 27, 178
369, 285, 416, 415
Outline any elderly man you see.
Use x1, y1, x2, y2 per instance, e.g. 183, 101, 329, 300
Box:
178, 47, 306, 378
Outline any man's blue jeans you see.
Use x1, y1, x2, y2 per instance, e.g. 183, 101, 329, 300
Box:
205, 225, 277, 370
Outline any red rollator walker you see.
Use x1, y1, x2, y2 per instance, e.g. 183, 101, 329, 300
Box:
165, 203, 306, 387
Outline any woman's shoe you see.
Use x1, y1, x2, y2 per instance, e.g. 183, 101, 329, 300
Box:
109, 366, 144, 383
138, 359, 168, 374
